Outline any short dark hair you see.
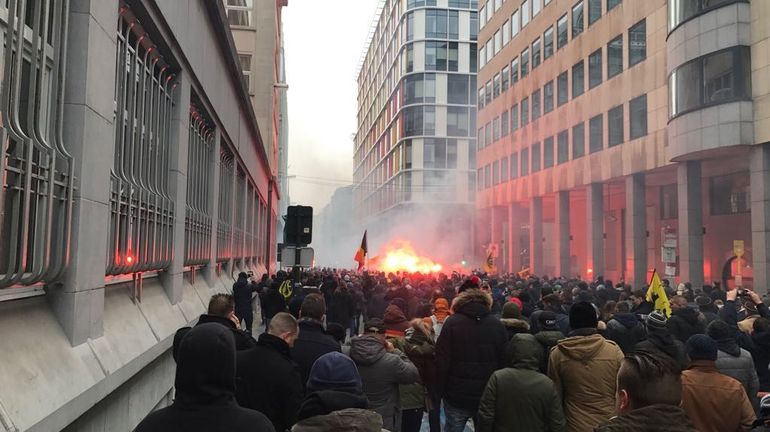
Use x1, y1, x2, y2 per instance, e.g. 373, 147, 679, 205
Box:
300, 293, 326, 320
615, 301, 630, 313
617, 350, 682, 410
208, 294, 234, 317
754, 317, 770, 334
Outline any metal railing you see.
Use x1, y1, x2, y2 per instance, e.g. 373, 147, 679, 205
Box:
107, 12, 176, 276
216, 146, 234, 262
0, 0, 75, 289
184, 104, 214, 266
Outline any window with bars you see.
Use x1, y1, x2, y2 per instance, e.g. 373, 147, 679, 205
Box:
217, 147, 235, 262
185, 103, 215, 266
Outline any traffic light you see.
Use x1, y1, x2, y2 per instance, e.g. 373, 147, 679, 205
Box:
284, 205, 313, 246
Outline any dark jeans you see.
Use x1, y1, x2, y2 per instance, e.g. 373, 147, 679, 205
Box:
238, 310, 253, 334
444, 400, 476, 432
349, 314, 360, 337
428, 391, 441, 432
401, 408, 423, 432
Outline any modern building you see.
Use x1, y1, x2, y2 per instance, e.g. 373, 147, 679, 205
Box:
225, 0, 290, 246
353, 0, 480, 264
476, 0, 770, 291
0, 1, 278, 430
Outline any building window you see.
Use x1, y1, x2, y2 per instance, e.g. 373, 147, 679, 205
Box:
404, 73, 437, 105
486, 40, 493, 65
557, 130, 569, 163
573, 122, 585, 158
607, 35, 623, 79
557, 14, 568, 49
501, 156, 509, 181
589, 48, 602, 89
470, 44, 478, 72
501, 109, 509, 136
669, 46, 752, 119
710, 172, 750, 215
448, 75, 470, 104
572, 60, 584, 98
407, 0, 438, 10
225, 0, 254, 27
544, 26, 554, 59
589, 0, 601, 25
238, 54, 252, 91
669, 0, 740, 31
468, 138, 476, 168
470, 11, 478, 41
532, 142, 541, 172
485, 122, 492, 146
589, 114, 603, 153
660, 184, 678, 220
403, 106, 436, 137
533, 0, 542, 16
478, 127, 484, 147
607, 0, 621, 11
449, 10, 459, 39
511, 57, 520, 83
512, 10, 520, 38
544, 81, 554, 113
406, 12, 415, 41
478, 88, 485, 109
485, 80, 492, 105
503, 20, 511, 46
557, 71, 569, 106
511, 104, 519, 130
448, 42, 459, 71
532, 89, 542, 120
630, 94, 648, 139
426, 9, 448, 38
521, 97, 529, 126
502, 66, 510, 92
511, 152, 519, 178
521, 148, 530, 175
479, 43, 487, 68
447, 106, 470, 136
544, 137, 554, 168
521, 48, 530, 77
522, 0, 530, 27
532, 38, 542, 69
485, 164, 492, 188
406, 44, 414, 72
608, 105, 624, 147
493, 160, 500, 185
424, 138, 450, 168
572, 1, 584, 38
629, 19, 646, 67
493, 116, 501, 141
494, 30, 502, 55
493, 73, 501, 98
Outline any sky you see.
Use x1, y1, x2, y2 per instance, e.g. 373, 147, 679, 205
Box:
283, 0, 380, 213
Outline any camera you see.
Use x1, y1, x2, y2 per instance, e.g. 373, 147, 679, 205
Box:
737, 288, 750, 297
247, 271, 254, 278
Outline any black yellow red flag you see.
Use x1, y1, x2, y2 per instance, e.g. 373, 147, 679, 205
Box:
354, 231, 368, 271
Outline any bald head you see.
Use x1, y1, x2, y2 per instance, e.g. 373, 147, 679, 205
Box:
269, 312, 299, 347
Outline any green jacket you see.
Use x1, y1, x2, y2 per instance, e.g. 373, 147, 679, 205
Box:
389, 324, 435, 411
478, 334, 566, 432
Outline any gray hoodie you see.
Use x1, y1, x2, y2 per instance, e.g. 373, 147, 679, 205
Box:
349, 334, 419, 431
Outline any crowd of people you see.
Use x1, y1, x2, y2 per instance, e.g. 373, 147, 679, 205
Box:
135, 268, 770, 432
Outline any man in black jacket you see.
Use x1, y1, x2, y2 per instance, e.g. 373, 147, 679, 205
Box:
136, 323, 275, 432
233, 272, 258, 334
291, 293, 341, 386
435, 286, 508, 432
236, 312, 304, 432
606, 302, 646, 353
172, 294, 255, 362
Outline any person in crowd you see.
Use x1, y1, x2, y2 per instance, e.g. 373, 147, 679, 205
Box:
435, 284, 509, 432
293, 351, 383, 432
367, 285, 389, 320
681, 334, 756, 432
423, 297, 450, 342
707, 319, 759, 407
236, 312, 304, 432
533, 310, 566, 374
328, 281, 355, 331
477, 333, 565, 432
600, 300, 617, 323
595, 350, 695, 432
605, 302, 646, 354
629, 289, 654, 316
396, 319, 437, 432
173, 293, 255, 361
696, 295, 720, 325
634, 311, 689, 371
752, 317, 770, 391
738, 289, 770, 334
291, 294, 341, 387
349, 318, 420, 432
135, 323, 275, 432
548, 301, 624, 432
262, 278, 288, 331
500, 300, 530, 339
668, 295, 705, 344
233, 272, 259, 334
383, 303, 410, 338
530, 294, 570, 335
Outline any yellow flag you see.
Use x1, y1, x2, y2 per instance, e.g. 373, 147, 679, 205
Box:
646, 269, 671, 317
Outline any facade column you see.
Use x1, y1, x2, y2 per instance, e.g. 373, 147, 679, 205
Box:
751, 144, 770, 295
625, 173, 648, 289
586, 183, 605, 279
530, 197, 544, 275
677, 161, 704, 288
159, 74, 191, 305
204, 131, 222, 287
49, 3, 118, 345
507, 203, 519, 272
556, 191, 571, 277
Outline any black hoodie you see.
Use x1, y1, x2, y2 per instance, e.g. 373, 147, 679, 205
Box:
606, 313, 646, 354
135, 323, 274, 432
668, 307, 705, 343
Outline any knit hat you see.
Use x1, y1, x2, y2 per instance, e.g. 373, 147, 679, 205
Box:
706, 319, 731, 341
645, 311, 668, 334
307, 352, 363, 394
507, 296, 523, 311
569, 301, 598, 330
502, 301, 522, 319
389, 297, 407, 314
363, 318, 386, 334
686, 334, 718, 361
695, 296, 712, 307
539, 310, 560, 331
384, 304, 409, 334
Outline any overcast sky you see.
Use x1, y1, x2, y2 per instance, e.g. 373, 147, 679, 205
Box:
283, 0, 380, 213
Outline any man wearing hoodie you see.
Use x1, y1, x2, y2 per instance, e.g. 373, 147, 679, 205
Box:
548, 301, 624, 432
477, 333, 566, 432
634, 311, 689, 371
595, 350, 695, 432
533, 311, 566, 374
707, 319, 759, 407
605, 302, 646, 353
668, 295, 705, 343
500, 301, 530, 339
293, 352, 383, 432
752, 317, 770, 391
136, 323, 275, 432
436, 287, 509, 432
349, 318, 420, 432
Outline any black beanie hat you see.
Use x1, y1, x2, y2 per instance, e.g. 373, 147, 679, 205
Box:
569, 301, 598, 330
686, 334, 718, 361
707, 320, 731, 341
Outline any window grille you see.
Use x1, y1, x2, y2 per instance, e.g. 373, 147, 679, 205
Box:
217, 147, 234, 262
184, 103, 214, 266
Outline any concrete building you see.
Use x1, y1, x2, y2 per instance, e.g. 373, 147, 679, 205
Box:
226, 0, 290, 245
0, 1, 278, 430
476, 0, 770, 291
353, 0, 479, 264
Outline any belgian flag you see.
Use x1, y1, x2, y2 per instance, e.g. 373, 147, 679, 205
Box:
354, 231, 368, 271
